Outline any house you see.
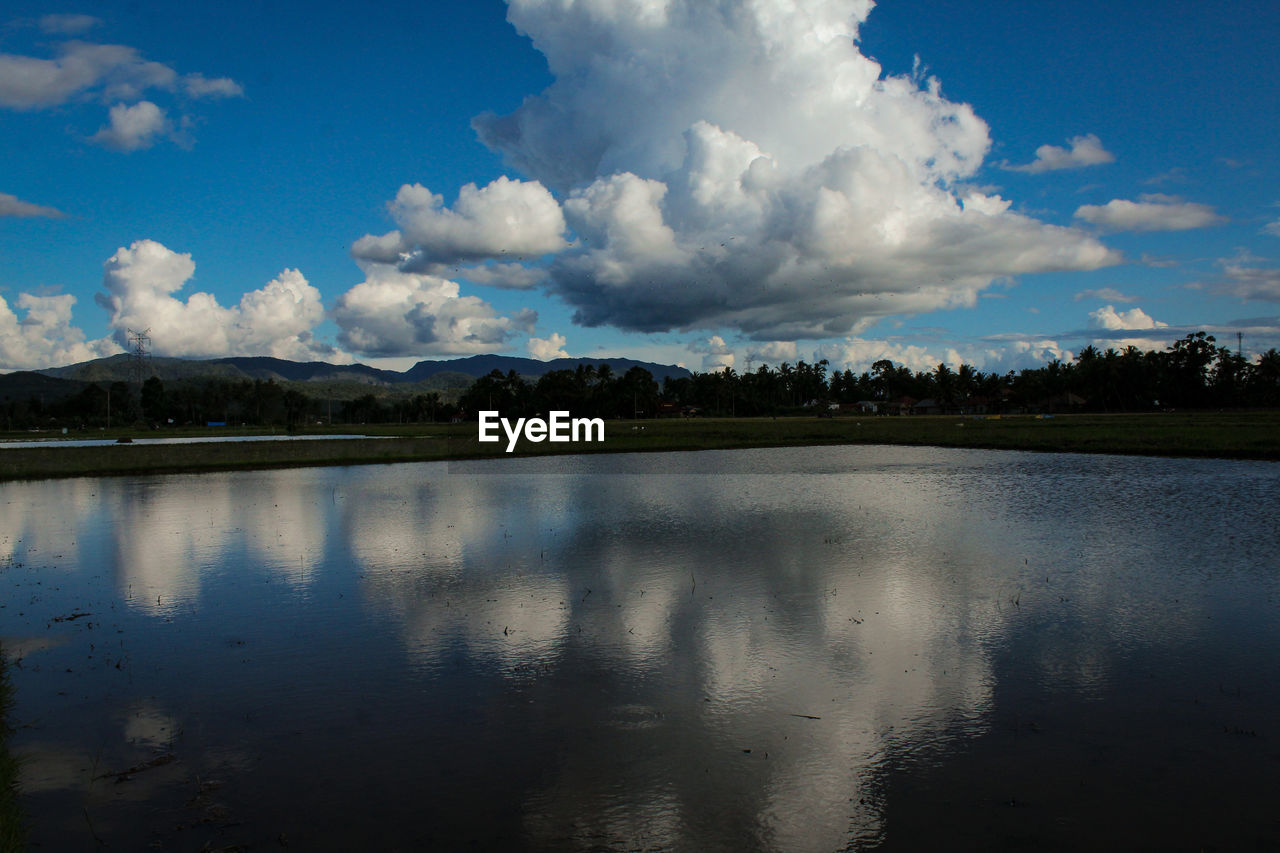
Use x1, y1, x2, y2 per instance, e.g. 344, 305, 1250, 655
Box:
656, 401, 682, 417
1036, 392, 1087, 413
882, 396, 917, 416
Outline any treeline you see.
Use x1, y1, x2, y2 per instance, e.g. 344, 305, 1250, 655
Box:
657, 332, 1280, 416
472, 331, 1280, 418
476, 331, 1277, 418
1, 376, 455, 430
4, 332, 1279, 431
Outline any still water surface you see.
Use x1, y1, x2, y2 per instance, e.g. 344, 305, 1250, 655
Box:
1, 445, 1278, 850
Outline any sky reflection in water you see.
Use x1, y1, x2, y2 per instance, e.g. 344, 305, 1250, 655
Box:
1, 445, 1278, 850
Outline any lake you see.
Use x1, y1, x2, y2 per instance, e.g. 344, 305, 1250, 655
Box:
2, 445, 1278, 850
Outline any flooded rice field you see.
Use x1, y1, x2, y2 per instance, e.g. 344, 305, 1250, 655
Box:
1, 445, 1278, 850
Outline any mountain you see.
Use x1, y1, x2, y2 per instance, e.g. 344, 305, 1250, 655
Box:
399, 354, 691, 383
31, 353, 692, 386
0, 371, 92, 404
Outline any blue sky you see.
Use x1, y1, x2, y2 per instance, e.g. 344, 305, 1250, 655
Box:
3, 0, 1278, 375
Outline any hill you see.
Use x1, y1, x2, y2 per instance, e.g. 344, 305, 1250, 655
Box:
0, 371, 92, 404
15, 354, 691, 403
399, 354, 691, 383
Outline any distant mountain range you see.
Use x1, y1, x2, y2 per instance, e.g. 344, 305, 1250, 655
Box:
1, 353, 691, 403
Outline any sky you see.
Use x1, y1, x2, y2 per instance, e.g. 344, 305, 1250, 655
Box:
2, 0, 1279, 375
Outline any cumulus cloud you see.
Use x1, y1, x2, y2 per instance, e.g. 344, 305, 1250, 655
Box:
527, 332, 570, 360
38, 14, 102, 35
455, 262, 547, 290
1083, 304, 1174, 350
950, 336, 1076, 372
0, 291, 121, 370
362, 0, 1118, 341
95, 239, 334, 360
746, 340, 797, 365
332, 261, 536, 357
354, 177, 568, 268
1004, 134, 1115, 173
89, 100, 169, 150
816, 337, 959, 374
815, 333, 1089, 374
0, 191, 65, 218
1089, 304, 1168, 331
690, 335, 734, 371
1074, 194, 1226, 232
1074, 287, 1137, 303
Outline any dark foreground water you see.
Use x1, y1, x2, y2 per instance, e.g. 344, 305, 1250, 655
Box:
1, 445, 1278, 850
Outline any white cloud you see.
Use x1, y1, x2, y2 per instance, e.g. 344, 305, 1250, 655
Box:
746, 340, 797, 365
0, 191, 65, 218
0, 291, 121, 370
818, 334, 1087, 375
1191, 255, 1280, 303
1074, 194, 1226, 232
89, 100, 169, 150
0, 42, 177, 109
38, 14, 102, 35
1003, 133, 1115, 173
527, 332, 570, 360
1085, 304, 1173, 351
404, 0, 1120, 340
456, 262, 547, 290
0, 39, 241, 149
356, 177, 568, 268
349, 230, 408, 264
1089, 304, 1168, 331
816, 337, 958, 374
181, 73, 244, 99
1263, 219, 1280, 238
1074, 287, 1137, 303
975, 338, 1075, 372
332, 261, 536, 357
95, 239, 334, 360
8, 239, 553, 369
690, 335, 734, 371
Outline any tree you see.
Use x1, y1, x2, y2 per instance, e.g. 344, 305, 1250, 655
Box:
108, 381, 138, 425
933, 363, 956, 406
1250, 349, 1280, 407
1163, 332, 1218, 408
141, 376, 166, 422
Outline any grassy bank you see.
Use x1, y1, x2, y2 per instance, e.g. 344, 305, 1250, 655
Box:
1, 411, 1277, 481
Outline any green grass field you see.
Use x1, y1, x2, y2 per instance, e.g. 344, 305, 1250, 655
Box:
1, 411, 1277, 481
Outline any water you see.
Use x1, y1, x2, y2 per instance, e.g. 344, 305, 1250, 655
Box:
1, 445, 1278, 850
